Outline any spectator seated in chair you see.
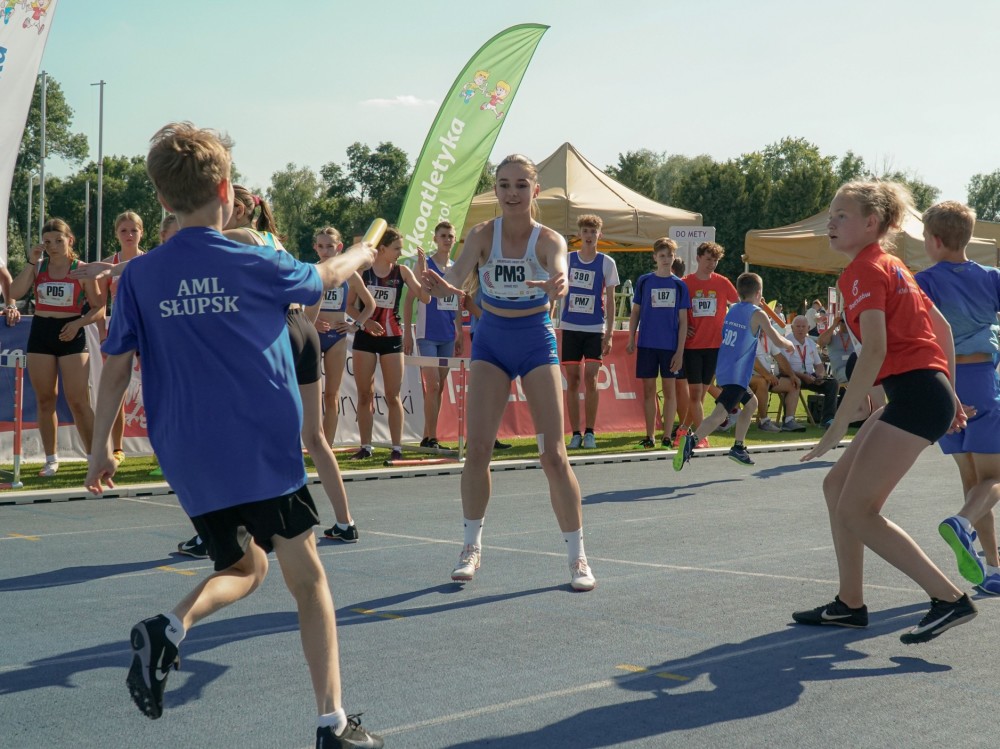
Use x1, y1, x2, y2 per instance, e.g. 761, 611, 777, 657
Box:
778, 315, 840, 428
749, 331, 801, 432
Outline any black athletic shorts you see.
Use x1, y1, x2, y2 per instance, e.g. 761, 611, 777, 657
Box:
27, 315, 88, 357
683, 348, 719, 385
715, 383, 754, 412
191, 485, 320, 571
352, 331, 403, 356
561, 329, 603, 363
880, 369, 953, 443
286, 308, 321, 385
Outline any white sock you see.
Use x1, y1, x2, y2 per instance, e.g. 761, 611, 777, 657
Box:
362, 444, 372, 451
955, 516, 974, 533
463, 517, 484, 548
985, 563, 1000, 577
317, 707, 348, 735
45, 454, 58, 465
392, 445, 401, 452
563, 528, 586, 562
163, 612, 186, 645
335, 522, 352, 531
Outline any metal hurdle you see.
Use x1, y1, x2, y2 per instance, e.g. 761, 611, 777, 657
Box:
384, 354, 470, 467
0, 352, 26, 489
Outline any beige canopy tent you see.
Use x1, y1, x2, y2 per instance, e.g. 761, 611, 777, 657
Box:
744, 207, 998, 274
974, 219, 1000, 246
461, 142, 702, 252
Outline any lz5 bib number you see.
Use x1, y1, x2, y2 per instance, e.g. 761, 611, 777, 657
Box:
323, 287, 343, 308
370, 285, 397, 309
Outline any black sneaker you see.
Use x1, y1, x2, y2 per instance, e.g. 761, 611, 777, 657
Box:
728, 445, 754, 465
350, 447, 373, 460
324, 523, 359, 543
900, 594, 978, 644
639, 437, 656, 449
176, 534, 208, 559
661, 437, 672, 448
385, 449, 403, 463
316, 715, 384, 748
792, 596, 869, 628
493, 439, 512, 450
126, 615, 180, 719
419, 436, 432, 448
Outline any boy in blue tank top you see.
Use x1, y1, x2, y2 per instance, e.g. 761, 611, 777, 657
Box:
84, 123, 383, 748
915, 200, 1000, 594
674, 272, 794, 470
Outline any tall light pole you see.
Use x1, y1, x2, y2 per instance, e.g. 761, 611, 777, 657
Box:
26, 173, 39, 248
91, 80, 105, 258
84, 180, 91, 261
38, 71, 47, 237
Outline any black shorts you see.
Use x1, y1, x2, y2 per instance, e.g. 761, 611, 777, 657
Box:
190, 485, 320, 571
715, 383, 754, 412
27, 315, 88, 357
286, 308, 321, 385
683, 348, 719, 385
880, 369, 954, 442
353, 331, 403, 356
561, 329, 603, 363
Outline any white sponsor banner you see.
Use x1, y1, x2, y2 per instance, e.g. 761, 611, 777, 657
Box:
0, 0, 59, 265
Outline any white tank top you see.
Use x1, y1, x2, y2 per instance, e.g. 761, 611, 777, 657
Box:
478, 218, 549, 310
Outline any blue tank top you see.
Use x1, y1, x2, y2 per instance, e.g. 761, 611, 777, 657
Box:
561, 252, 607, 329
478, 218, 549, 311
417, 256, 458, 340
715, 301, 759, 388
915, 261, 1000, 356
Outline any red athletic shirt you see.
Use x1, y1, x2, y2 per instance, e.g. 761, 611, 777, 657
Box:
839, 243, 948, 384
683, 272, 739, 349
34, 259, 87, 314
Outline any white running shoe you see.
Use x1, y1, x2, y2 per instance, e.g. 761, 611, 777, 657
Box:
451, 544, 481, 582
570, 558, 596, 591
38, 461, 58, 477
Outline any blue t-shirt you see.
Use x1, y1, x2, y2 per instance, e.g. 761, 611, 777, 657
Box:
633, 272, 691, 350
103, 227, 323, 517
715, 301, 760, 389
915, 261, 1000, 357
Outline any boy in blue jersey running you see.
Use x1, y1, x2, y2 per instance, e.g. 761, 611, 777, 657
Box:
915, 200, 1000, 594
627, 237, 690, 449
674, 272, 794, 470
84, 122, 383, 749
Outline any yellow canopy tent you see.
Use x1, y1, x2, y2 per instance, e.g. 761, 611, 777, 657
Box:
461, 142, 702, 252
744, 207, 998, 273
974, 219, 1000, 246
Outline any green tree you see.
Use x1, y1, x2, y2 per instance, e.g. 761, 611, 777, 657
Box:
267, 164, 322, 258
968, 169, 1000, 221
606, 149, 661, 198
653, 154, 714, 206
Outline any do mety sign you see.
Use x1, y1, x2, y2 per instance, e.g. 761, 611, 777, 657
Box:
669, 226, 716, 273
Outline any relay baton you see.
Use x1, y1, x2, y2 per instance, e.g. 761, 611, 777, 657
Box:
363, 218, 388, 248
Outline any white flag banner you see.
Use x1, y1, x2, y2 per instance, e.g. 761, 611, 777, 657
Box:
0, 0, 58, 266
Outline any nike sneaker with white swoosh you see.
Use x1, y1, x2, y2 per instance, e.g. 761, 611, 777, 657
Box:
126, 614, 180, 719
900, 594, 977, 644
316, 714, 384, 748
791, 596, 868, 628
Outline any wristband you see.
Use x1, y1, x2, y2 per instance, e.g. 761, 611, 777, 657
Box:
355, 320, 364, 330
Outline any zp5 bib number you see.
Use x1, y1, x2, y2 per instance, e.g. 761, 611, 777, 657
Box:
370, 286, 397, 309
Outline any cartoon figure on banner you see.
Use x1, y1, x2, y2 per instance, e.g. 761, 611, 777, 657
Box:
23, 0, 49, 33
480, 80, 510, 119
122, 356, 147, 434
1, 1, 16, 26
461, 70, 490, 104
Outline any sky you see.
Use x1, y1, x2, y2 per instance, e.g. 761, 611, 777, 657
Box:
35, 0, 1000, 206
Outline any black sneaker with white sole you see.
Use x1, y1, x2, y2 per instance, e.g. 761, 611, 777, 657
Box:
792, 596, 868, 628
727, 444, 754, 465
900, 594, 977, 644
316, 715, 384, 748
126, 614, 180, 719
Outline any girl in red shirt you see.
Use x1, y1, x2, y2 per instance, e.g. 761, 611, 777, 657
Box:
9, 219, 104, 476
795, 180, 976, 643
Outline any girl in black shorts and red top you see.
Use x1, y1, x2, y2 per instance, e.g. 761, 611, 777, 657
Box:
349, 227, 429, 461
796, 180, 977, 644
9, 219, 104, 476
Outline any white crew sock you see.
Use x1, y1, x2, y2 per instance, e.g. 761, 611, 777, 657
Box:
463, 517, 484, 548
955, 516, 974, 533
317, 707, 348, 735
163, 612, 186, 646
335, 521, 353, 531
563, 528, 586, 562
985, 563, 1000, 577
45, 454, 58, 464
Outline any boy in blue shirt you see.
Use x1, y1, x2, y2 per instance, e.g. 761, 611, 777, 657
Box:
674, 272, 794, 470
627, 237, 690, 448
84, 122, 383, 749
915, 200, 1000, 594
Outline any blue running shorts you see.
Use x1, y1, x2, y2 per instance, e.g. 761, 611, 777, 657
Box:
939, 361, 1000, 455
472, 309, 558, 379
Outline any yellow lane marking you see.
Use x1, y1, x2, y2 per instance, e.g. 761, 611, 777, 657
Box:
350, 607, 403, 620
615, 664, 690, 681
6, 532, 40, 541
156, 565, 197, 576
